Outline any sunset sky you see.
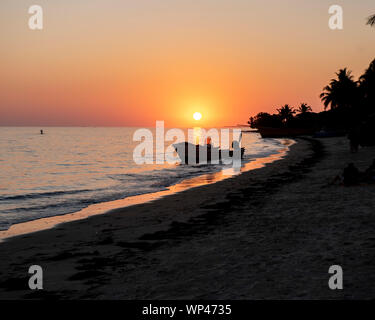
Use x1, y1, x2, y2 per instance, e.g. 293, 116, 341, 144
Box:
1, 0, 374, 127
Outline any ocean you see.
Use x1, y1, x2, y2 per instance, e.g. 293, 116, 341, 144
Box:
0, 127, 288, 231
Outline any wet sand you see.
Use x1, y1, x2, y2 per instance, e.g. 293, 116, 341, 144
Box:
1, 137, 375, 299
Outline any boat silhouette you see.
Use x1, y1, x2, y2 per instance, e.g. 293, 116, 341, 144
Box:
173, 142, 245, 165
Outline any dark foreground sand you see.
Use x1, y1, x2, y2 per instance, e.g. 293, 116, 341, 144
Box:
1, 137, 375, 299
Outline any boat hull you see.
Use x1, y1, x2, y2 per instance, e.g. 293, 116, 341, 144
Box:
173, 142, 245, 164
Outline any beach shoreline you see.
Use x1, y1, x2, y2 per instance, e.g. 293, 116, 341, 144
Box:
0, 138, 294, 242
1, 137, 375, 299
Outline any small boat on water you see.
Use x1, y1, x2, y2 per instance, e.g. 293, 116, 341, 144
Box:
173, 142, 245, 164
257, 127, 316, 138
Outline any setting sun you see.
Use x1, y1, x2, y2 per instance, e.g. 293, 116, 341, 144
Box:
193, 112, 202, 121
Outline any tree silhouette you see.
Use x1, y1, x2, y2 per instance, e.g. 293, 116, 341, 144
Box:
248, 112, 282, 128
359, 58, 375, 114
320, 68, 359, 110
277, 104, 295, 123
297, 103, 312, 114
367, 14, 375, 26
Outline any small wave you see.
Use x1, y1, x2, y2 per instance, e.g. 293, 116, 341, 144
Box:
0, 132, 288, 231
0, 189, 98, 202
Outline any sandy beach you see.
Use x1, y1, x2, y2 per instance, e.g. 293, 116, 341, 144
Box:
1, 137, 375, 299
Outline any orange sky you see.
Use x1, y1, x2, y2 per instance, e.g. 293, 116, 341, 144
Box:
1, 0, 375, 127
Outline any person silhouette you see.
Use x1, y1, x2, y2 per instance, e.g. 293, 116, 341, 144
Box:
343, 163, 360, 186
348, 127, 360, 153
206, 137, 212, 146
365, 159, 375, 183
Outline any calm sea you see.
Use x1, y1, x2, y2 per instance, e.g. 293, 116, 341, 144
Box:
0, 127, 286, 230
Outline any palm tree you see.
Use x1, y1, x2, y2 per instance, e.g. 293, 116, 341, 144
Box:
297, 103, 312, 114
320, 68, 358, 110
277, 104, 295, 123
359, 58, 375, 114
367, 14, 375, 26
248, 116, 255, 128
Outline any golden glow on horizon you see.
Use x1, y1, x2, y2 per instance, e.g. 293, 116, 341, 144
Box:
193, 112, 202, 121
1, 0, 375, 127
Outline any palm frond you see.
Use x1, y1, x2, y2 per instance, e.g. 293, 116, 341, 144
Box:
367, 14, 375, 26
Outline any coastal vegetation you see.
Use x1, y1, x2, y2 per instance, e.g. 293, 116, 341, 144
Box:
367, 14, 375, 26
248, 57, 375, 143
